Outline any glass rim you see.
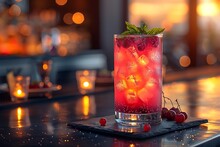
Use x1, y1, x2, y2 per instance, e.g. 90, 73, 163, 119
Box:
114, 33, 163, 37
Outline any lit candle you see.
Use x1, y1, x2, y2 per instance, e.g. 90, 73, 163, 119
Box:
76, 70, 96, 94
9, 76, 30, 102
80, 78, 93, 90
13, 87, 26, 99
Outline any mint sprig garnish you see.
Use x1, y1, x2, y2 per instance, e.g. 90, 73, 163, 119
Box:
121, 21, 165, 35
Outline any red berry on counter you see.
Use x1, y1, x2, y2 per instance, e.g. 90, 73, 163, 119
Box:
99, 118, 106, 126
175, 113, 186, 123
143, 124, 151, 132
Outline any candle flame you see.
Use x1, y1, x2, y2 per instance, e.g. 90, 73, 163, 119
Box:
17, 89, 22, 95
83, 81, 90, 88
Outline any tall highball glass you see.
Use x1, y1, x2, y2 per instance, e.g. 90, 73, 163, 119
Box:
114, 34, 163, 126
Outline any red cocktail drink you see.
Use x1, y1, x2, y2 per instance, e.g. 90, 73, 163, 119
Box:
114, 34, 163, 126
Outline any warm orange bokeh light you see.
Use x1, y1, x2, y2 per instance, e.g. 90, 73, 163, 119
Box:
19, 24, 31, 36
129, 0, 188, 27
179, 55, 191, 67
43, 63, 48, 70
57, 46, 68, 56
60, 33, 70, 44
40, 10, 56, 23
206, 53, 217, 65
63, 13, 73, 25
72, 12, 85, 24
55, 0, 67, 6
8, 4, 21, 16
197, 2, 219, 16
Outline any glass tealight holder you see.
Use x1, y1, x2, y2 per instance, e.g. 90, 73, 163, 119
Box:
10, 76, 30, 102
76, 70, 96, 94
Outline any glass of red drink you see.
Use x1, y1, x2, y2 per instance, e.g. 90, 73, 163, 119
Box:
114, 34, 163, 126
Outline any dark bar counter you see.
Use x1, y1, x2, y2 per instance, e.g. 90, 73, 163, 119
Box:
0, 66, 220, 146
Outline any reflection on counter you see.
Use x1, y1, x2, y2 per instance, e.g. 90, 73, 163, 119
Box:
9, 107, 31, 128
163, 76, 220, 122
75, 95, 96, 119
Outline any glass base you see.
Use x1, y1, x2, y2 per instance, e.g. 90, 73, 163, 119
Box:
115, 111, 161, 127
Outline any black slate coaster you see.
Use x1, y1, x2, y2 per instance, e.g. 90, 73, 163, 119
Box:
67, 115, 208, 139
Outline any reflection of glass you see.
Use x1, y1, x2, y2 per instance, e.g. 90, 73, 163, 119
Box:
75, 95, 96, 119
9, 107, 31, 128
76, 70, 96, 94
37, 60, 53, 88
114, 34, 163, 126
10, 76, 30, 102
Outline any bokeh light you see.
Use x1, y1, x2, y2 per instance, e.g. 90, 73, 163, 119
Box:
57, 46, 68, 56
179, 55, 191, 67
72, 12, 85, 24
55, 0, 68, 6
8, 4, 21, 16
60, 33, 70, 44
197, 2, 219, 16
63, 13, 73, 25
206, 53, 217, 65
19, 24, 31, 36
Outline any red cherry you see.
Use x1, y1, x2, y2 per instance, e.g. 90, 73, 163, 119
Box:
161, 107, 169, 118
180, 112, 188, 120
166, 110, 176, 121
143, 124, 151, 132
175, 113, 186, 123
170, 107, 180, 114
99, 118, 106, 126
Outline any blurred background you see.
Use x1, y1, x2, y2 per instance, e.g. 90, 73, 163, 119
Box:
1, 0, 220, 73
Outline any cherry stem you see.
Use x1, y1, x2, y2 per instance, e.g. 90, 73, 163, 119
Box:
162, 92, 167, 107
162, 91, 173, 107
175, 99, 182, 112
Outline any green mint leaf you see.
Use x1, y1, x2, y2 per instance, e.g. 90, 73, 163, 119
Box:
145, 28, 165, 35
125, 21, 140, 34
121, 30, 132, 35
140, 23, 148, 32
122, 21, 165, 35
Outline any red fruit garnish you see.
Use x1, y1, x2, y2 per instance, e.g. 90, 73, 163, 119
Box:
122, 37, 134, 48
166, 110, 176, 121
175, 113, 186, 123
143, 124, 151, 132
116, 38, 122, 48
180, 112, 188, 120
99, 118, 106, 126
135, 38, 146, 51
170, 107, 180, 114
161, 107, 169, 118
147, 36, 159, 47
